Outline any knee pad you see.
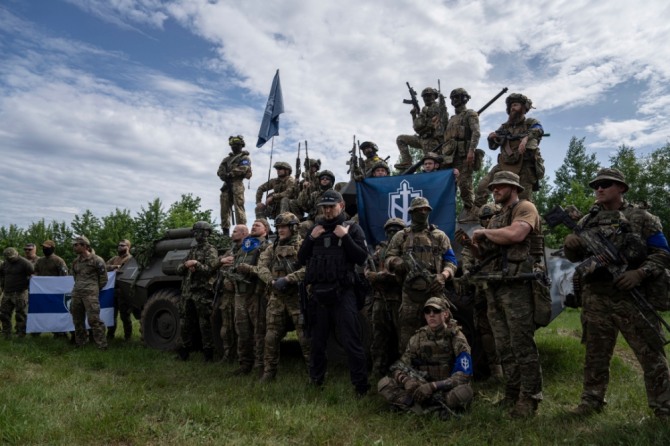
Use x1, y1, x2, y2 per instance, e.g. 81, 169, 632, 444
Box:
446, 384, 474, 409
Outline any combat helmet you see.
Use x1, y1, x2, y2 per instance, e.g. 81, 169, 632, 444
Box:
409, 197, 432, 212
478, 203, 499, 220
273, 161, 292, 173
308, 158, 322, 169
369, 160, 390, 176
505, 93, 533, 113
450, 88, 471, 103
228, 135, 245, 147
275, 212, 300, 232
360, 141, 378, 153
421, 87, 439, 98
384, 217, 406, 231
192, 221, 212, 233
317, 170, 335, 184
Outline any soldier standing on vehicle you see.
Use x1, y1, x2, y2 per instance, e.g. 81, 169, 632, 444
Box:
297, 170, 335, 238
176, 222, 219, 362
70, 236, 108, 350
218, 135, 252, 236
216, 224, 249, 362
471, 171, 543, 418
563, 168, 670, 419
256, 213, 310, 382
283, 158, 321, 218
378, 297, 473, 414
395, 87, 447, 170
385, 197, 458, 352
255, 161, 295, 220
442, 88, 481, 221
0, 248, 34, 339
353, 141, 383, 180
476, 93, 545, 205
366, 217, 405, 377
230, 219, 271, 375
106, 239, 133, 341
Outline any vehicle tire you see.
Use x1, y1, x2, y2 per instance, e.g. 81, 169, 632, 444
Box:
140, 288, 181, 351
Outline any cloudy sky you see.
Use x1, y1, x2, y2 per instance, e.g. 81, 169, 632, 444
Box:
1, 0, 668, 229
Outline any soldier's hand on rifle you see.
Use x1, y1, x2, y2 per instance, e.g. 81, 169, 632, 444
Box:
185, 260, 198, 269
220, 256, 234, 267
429, 273, 447, 293
518, 136, 528, 154
431, 115, 440, 130
614, 269, 646, 290
388, 258, 406, 275
333, 225, 350, 238
364, 271, 378, 282
310, 225, 325, 239
273, 277, 290, 292
266, 196, 274, 205
223, 279, 234, 291
413, 382, 437, 403
454, 228, 471, 247
564, 234, 585, 251
236, 263, 252, 274
403, 378, 422, 393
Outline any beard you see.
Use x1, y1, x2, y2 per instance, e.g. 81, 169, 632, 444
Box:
507, 109, 524, 124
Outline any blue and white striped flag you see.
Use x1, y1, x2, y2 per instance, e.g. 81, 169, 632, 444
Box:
26, 273, 116, 333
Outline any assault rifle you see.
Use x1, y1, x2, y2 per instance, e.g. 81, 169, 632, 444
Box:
403, 251, 434, 284
295, 142, 302, 181
437, 79, 448, 135
544, 205, 670, 349
389, 361, 458, 420
403, 82, 421, 115
346, 135, 359, 178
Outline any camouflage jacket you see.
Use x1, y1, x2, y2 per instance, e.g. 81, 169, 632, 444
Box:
72, 253, 107, 294
233, 236, 270, 295
256, 234, 305, 297
297, 187, 332, 221
0, 257, 34, 293
366, 241, 403, 301
34, 255, 68, 277
217, 151, 251, 182
488, 117, 543, 168
400, 320, 471, 382
176, 241, 219, 295
255, 175, 296, 203
106, 253, 132, 270
413, 103, 447, 141
443, 105, 480, 156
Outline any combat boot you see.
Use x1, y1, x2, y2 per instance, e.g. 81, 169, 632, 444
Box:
509, 397, 538, 418
259, 371, 276, 383
570, 400, 604, 417
229, 365, 252, 376
489, 364, 504, 382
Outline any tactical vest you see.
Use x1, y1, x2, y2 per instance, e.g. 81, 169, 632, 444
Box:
410, 324, 458, 381
444, 107, 476, 157
269, 238, 300, 279
495, 118, 541, 172
234, 239, 268, 294
304, 231, 355, 286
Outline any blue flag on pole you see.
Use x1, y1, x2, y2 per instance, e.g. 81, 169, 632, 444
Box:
356, 170, 457, 247
256, 69, 285, 148
26, 272, 116, 333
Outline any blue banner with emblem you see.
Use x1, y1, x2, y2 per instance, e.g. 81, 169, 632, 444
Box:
356, 170, 457, 246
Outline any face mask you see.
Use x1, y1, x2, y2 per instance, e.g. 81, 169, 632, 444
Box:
411, 212, 429, 225
43, 247, 55, 256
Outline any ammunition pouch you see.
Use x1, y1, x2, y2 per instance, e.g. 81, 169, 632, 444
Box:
311, 282, 340, 306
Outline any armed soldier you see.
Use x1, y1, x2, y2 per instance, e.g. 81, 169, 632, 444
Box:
105, 239, 133, 341
176, 222, 219, 362
256, 213, 310, 382
378, 297, 473, 415
353, 141, 383, 180
476, 93, 545, 205
282, 158, 321, 217
229, 219, 271, 375
366, 217, 405, 377
563, 168, 670, 419
442, 88, 481, 221
216, 224, 249, 362
471, 171, 544, 418
218, 135, 252, 235
255, 161, 295, 220
385, 197, 458, 352
0, 248, 34, 339
296, 170, 335, 238
395, 87, 447, 170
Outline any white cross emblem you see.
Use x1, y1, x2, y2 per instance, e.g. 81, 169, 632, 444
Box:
388, 180, 422, 223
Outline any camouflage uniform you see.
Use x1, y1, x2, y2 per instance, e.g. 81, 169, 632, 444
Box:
255, 172, 295, 220
442, 96, 481, 211
477, 198, 543, 408
256, 232, 309, 379
216, 243, 241, 361
296, 171, 334, 238
34, 255, 68, 277
176, 237, 219, 354
385, 203, 458, 352
378, 300, 473, 412
283, 159, 321, 216
106, 252, 133, 340
232, 235, 270, 372
71, 250, 108, 348
476, 95, 544, 205
0, 249, 34, 338
396, 89, 447, 167
218, 147, 251, 230
565, 195, 670, 417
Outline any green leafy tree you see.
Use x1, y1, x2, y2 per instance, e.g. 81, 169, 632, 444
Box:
98, 208, 135, 260
71, 210, 102, 249
548, 137, 600, 213
0, 224, 26, 252
133, 198, 167, 247
164, 194, 214, 230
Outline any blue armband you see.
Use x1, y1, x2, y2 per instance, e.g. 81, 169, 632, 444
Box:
442, 248, 457, 266
530, 123, 543, 132
452, 351, 473, 376
648, 232, 670, 253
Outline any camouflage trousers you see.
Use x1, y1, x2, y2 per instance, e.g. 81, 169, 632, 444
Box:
378, 375, 474, 411
235, 292, 267, 369
452, 154, 475, 210
370, 295, 401, 376
474, 288, 500, 368
71, 290, 107, 349
220, 180, 247, 230
486, 282, 542, 401
396, 134, 441, 166
580, 284, 670, 415
107, 288, 133, 340
263, 291, 310, 375
475, 161, 538, 207
398, 292, 430, 354
218, 290, 237, 361
179, 292, 214, 350
0, 290, 28, 337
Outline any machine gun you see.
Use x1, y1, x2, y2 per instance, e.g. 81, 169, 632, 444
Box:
389, 361, 459, 420
544, 205, 670, 349
403, 82, 421, 116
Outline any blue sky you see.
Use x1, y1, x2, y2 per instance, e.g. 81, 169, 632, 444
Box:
1, 0, 668, 229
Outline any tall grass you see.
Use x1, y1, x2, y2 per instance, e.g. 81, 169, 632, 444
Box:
1, 310, 669, 445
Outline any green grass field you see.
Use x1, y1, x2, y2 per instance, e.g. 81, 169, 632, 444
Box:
1, 309, 669, 445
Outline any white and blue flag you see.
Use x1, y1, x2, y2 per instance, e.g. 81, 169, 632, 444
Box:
26, 273, 115, 333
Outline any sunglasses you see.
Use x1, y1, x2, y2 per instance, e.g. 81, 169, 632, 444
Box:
423, 307, 443, 315
591, 180, 615, 190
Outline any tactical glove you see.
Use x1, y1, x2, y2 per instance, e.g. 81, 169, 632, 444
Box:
429, 273, 447, 293
389, 258, 406, 275
403, 378, 422, 393
614, 269, 645, 290
564, 234, 584, 251
235, 263, 252, 274
273, 277, 290, 292
454, 228, 471, 247
413, 382, 437, 403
